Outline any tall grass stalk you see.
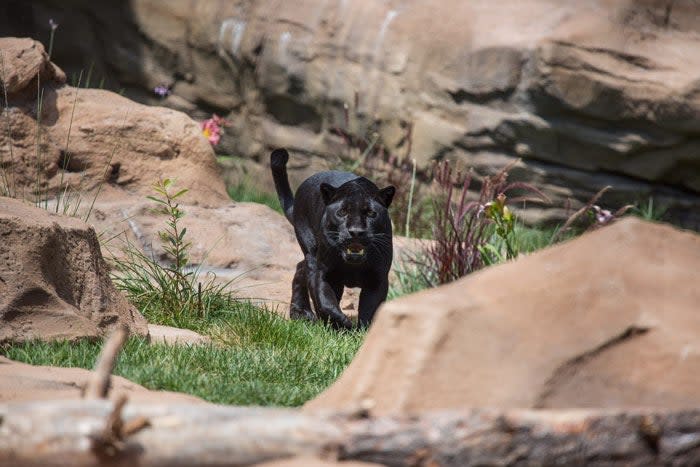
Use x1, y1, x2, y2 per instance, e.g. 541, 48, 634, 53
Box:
404, 158, 417, 238
33, 74, 46, 208
0, 53, 16, 197
84, 109, 130, 222
55, 70, 82, 214
85, 62, 94, 89
47, 19, 58, 60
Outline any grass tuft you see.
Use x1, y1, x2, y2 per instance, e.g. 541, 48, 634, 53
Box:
227, 178, 282, 213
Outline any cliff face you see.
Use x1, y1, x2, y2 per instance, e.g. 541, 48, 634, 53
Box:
5, 0, 700, 227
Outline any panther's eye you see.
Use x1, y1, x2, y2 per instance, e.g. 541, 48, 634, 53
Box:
366, 209, 377, 218
336, 208, 347, 217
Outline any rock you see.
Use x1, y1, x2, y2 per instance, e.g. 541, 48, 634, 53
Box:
307, 218, 700, 414
6, 1, 700, 227
148, 324, 211, 346
0, 37, 65, 94
0, 356, 204, 404
86, 193, 302, 310
0, 196, 148, 342
0, 37, 228, 208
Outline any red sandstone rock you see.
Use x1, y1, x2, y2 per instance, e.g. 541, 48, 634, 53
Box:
0, 197, 148, 342
308, 218, 700, 414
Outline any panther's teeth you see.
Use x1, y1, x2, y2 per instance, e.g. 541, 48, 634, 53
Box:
346, 247, 365, 255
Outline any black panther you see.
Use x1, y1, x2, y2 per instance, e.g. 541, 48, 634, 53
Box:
270, 148, 395, 329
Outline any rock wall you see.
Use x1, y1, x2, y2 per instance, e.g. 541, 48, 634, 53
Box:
3, 0, 700, 227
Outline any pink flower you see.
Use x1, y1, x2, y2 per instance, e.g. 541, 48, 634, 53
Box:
592, 205, 613, 225
200, 114, 229, 146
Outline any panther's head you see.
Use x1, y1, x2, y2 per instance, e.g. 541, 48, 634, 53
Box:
320, 179, 395, 265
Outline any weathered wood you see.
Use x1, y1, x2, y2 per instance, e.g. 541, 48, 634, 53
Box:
2, 401, 700, 466
84, 325, 129, 399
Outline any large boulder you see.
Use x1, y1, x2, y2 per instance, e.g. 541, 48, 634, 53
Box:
5, 1, 700, 227
307, 218, 700, 414
0, 37, 228, 208
0, 197, 148, 342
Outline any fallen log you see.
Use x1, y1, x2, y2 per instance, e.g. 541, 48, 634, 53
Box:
2, 400, 700, 466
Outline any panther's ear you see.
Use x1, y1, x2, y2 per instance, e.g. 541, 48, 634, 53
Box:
320, 183, 336, 205
377, 186, 396, 208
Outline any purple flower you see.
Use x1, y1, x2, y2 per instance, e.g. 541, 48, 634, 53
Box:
153, 84, 171, 98
49, 18, 58, 31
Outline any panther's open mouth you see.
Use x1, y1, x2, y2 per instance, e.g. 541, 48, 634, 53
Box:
345, 243, 365, 256
343, 242, 367, 263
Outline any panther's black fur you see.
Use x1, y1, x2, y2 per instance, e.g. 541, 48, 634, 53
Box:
270, 148, 395, 328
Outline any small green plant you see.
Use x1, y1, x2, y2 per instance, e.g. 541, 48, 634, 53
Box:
484, 193, 517, 260
0, 52, 16, 198
111, 179, 236, 327
149, 178, 191, 286
633, 197, 667, 222
387, 263, 428, 300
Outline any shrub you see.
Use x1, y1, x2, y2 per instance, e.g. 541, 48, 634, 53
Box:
411, 160, 547, 287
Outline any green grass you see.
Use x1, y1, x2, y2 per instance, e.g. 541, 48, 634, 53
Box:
506, 223, 566, 254
227, 179, 282, 213
1, 306, 365, 406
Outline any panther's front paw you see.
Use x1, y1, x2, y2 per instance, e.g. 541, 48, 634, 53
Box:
333, 314, 353, 331
290, 306, 316, 321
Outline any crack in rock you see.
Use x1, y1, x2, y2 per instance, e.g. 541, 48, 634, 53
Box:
534, 325, 650, 408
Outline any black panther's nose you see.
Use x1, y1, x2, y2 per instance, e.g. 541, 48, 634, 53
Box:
348, 227, 367, 238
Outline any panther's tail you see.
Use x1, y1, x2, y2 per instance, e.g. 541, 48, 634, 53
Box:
270, 148, 294, 224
